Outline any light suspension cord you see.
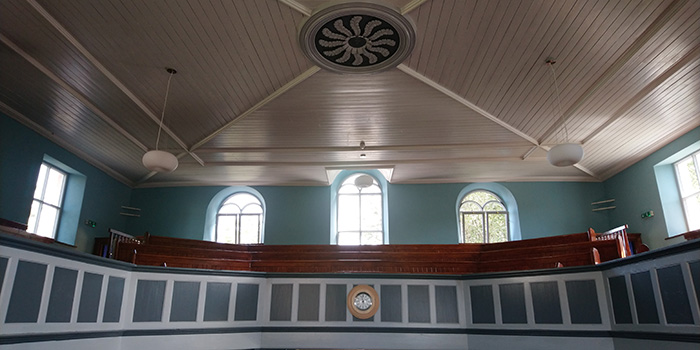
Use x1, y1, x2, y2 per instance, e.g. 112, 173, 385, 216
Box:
155, 69, 175, 150
547, 60, 569, 143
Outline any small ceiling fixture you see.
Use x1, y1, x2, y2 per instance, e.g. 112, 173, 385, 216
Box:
142, 68, 179, 173
545, 58, 584, 167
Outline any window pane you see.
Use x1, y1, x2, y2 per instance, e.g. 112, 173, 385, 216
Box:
362, 184, 381, 194
484, 201, 505, 212
360, 195, 382, 231
683, 194, 700, 231
465, 191, 499, 206
460, 201, 481, 212
219, 203, 241, 214
217, 215, 238, 243
463, 213, 483, 243
488, 213, 508, 243
240, 215, 260, 244
35, 205, 58, 238
27, 200, 40, 233
338, 232, 360, 245
224, 193, 259, 207
338, 184, 360, 194
361, 231, 383, 245
677, 157, 699, 196
242, 204, 263, 214
338, 194, 360, 231
33, 164, 48, 199
43, 168, 66, 206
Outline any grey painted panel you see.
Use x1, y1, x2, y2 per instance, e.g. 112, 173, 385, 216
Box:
5, 260, 47, 323
407, 285, 430, 323
103, 276, 125, 322
380, 285, 402, 322
631, 271, 659, 324
565, 280, 602, 324
691, 261, 700, 307
435, 285, 458, 324
170, 281, 200, 322
270, 284, 293, 321
297, 284, 320, 321
234, 283, 258, 321
204, 282, 231, 321
325, 284, 346, 321
470, 285, 495, 324
531, 281, 562, 324
133, 280, 166, 322
499, 283, 527, 324
77, 272, 103, 323
657, 265, 693, 324
46, 267, 78, 322
0, 257, 8, 294
609, 275, 632, 324
352, 284, 374, 322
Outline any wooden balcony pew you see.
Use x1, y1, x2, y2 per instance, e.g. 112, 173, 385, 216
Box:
131, 252, 251, 271
115, 242, 253, 263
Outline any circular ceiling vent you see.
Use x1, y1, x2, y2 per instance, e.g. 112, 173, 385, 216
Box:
299, 2, 416, 74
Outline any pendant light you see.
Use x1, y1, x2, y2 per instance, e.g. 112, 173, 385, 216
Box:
545, 58, 584, 167
142, 68, 179, 173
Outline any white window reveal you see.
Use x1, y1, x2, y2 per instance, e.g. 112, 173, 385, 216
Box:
216, 192, 263, 244
459, 190, 509, 244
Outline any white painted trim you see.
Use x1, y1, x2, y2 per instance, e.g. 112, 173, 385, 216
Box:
189, 66, 321, 151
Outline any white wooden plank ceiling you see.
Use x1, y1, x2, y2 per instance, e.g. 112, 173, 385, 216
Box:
0, 0, 698, 187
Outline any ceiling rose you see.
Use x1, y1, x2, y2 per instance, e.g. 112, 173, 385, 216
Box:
299, 2, 416, 74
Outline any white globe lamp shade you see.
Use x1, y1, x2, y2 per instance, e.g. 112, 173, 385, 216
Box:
142, 150, 179, 173
547, 143, 584, 167
354, 174, 374, 188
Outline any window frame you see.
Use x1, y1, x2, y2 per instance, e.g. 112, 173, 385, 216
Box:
456, 189, 520, 243
28, 162, 67, 238
215, 192, 264, 244
674, 150, 700, 231
333, 171, 387, 245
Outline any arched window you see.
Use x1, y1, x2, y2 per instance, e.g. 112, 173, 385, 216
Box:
459, 190, 509, 243
216, 192, 263, 244
336, 173, 384, 245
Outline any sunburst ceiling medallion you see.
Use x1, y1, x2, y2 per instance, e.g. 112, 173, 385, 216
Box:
299, 2, 416, 74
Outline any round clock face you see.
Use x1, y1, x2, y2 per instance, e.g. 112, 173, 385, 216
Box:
353, 292, 373, 310
347, 284, 379, 319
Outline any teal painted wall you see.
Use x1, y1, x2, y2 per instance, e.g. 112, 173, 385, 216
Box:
127, 186, 331, 244
129, 181, 608, 245
0, 114, 131, 251
5, 111, 697, 251
603, 125, 700, 250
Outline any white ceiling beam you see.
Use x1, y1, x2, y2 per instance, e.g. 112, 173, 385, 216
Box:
582, 44, 700, 145
195, 142, 533, 153
278, 0, 312, 16
401, 0, 429, 14
539, 0, 690, 144
0, 33, 149, 153
189, 66, 322, 151
25, 0, 204, 166
0, 101, 135, 187
396, 64, 541, 146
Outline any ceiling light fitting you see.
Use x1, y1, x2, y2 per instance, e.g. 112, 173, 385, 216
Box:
142, 68, 179, 173
545, 58, 584, 167
354, 174, 374, 188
